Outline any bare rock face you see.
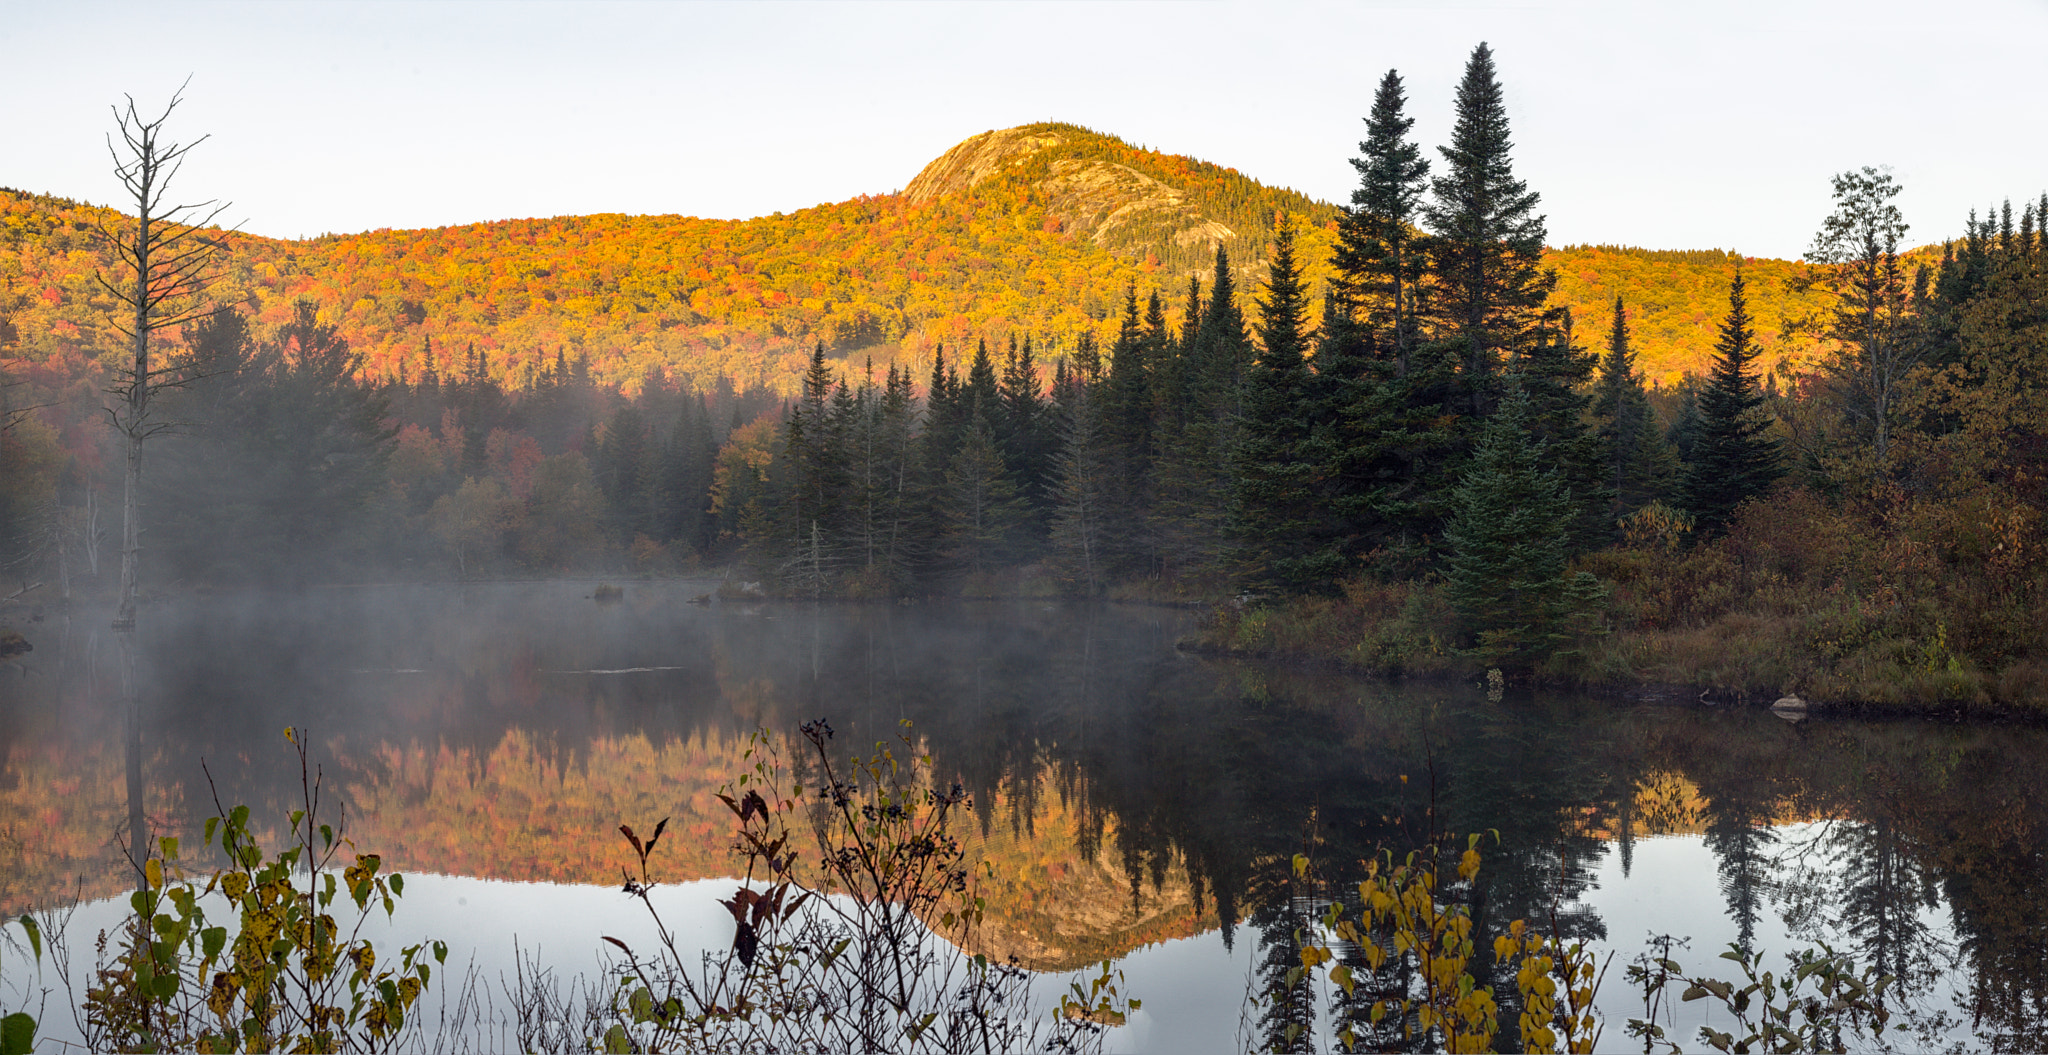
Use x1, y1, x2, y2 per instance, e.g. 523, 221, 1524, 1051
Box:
903, 127, 1068, 205
903, 125, 1239, 263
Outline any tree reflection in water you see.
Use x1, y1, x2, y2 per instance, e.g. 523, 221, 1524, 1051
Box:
2, 583, 2047, 1047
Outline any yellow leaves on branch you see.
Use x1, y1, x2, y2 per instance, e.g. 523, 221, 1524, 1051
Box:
1297, 833, 1605, 1054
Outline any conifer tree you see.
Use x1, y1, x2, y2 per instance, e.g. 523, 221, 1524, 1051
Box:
1231, 215, 1330, 590
942, 413, 1024, 581
1591, 297, 1675, 522
597, 403, 653, 543
1103, 287, 1152, 467
998, 334, 1050, 517
1156, 248, 1249, 575
658, 394, 717, 554
1679, 271, 1784, 534
916, 343, 966, 578
1519, 307, 1608, 550
1425, 42, 1554, 417
1048, 381, 1113, 594
1100, 288, 1156, 572
964, 337, 1000, 421
1334, 68, 1431, 375
1442, 382, 1603, 666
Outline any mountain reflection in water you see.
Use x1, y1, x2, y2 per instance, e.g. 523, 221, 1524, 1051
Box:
2, 581, 2046, 1049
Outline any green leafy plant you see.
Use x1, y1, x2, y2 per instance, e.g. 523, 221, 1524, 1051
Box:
79, 728, 445, 1054
2, 913, 44, 1055
1625, 941, 1893, 1054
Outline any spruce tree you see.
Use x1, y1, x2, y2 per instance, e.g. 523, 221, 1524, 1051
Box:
1519, 307, 1608, 550
1048, 381, 1113, 594
1231, 215, 1330, 591
1442, 382, 1603, 666
1317, 68, 1464, 570
998, 334, 1050, 513
1156, 247, 1250, 575
942, 413, 1024, 581
1678, 270, 1784, 535
1591, 297, 1675, 522
1334, 68, 1431, 375
1425, 42, 1553, 417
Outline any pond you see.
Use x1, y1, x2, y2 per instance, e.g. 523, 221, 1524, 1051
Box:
2, 581, 2044, 1051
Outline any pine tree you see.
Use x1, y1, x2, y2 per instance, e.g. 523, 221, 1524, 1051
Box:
1425, 42, 1554, 417
1442, 382, 1604, 666
1679, 271, 1784, 535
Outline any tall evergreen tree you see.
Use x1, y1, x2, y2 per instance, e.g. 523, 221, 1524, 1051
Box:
1155, 248, 1250, 575
998, 333, 1051, 519
1520, 307, 1609, 550
1441, 382, 1603, 666
1591, 297, 1676, 523
1679, 271, 1784, 534
941, 413, 1025, 581
658, 394, 717, 554
1334, 69, 1431, 375
1048, 381, 1113, 594
1231, 215, 1331, 591
1424, 42, 1554, 417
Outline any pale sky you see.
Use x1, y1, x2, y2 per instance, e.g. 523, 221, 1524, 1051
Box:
4, 0, 2043, 260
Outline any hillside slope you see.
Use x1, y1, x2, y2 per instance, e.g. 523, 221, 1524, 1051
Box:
4, 124, 1838, 395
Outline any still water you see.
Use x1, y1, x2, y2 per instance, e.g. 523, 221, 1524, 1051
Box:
1, 581, 2044, 1051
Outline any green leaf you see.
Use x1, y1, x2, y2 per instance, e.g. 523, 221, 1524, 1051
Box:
389, 874, 404, 897
151, 971, 180, 999
603, 1023, 633, 1054
204, 816, 219, 846
18, 915, 40, 963
0, 1011, 35, 1055
202, 926, 227, 962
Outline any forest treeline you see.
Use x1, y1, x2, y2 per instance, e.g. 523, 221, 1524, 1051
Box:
4, 44, 2048, 708
5, 120, 1827, 405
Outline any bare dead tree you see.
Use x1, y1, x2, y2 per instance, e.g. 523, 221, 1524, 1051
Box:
94, 81, 231, 880
95, 81, 230, 632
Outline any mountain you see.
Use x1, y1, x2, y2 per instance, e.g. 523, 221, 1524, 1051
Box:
3, 124, 1843, 397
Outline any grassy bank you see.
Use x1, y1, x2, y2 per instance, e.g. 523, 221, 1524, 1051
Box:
1190, 489, 2048, 720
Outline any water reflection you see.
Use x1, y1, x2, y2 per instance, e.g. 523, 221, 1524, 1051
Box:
2, 582, 2047, 1048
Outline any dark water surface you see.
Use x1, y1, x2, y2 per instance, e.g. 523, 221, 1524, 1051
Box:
2, 581, 2045, 1051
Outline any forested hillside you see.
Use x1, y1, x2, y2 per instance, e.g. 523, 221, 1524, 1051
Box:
7, 121, 1836, 402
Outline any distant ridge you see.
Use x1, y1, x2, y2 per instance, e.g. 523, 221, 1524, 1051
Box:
2, 125, 1832, 394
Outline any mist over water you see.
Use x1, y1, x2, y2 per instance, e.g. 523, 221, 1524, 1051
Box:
3, 582, 2046, 1049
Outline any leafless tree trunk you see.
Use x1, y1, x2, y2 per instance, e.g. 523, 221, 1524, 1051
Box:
95, 82, 230, 877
